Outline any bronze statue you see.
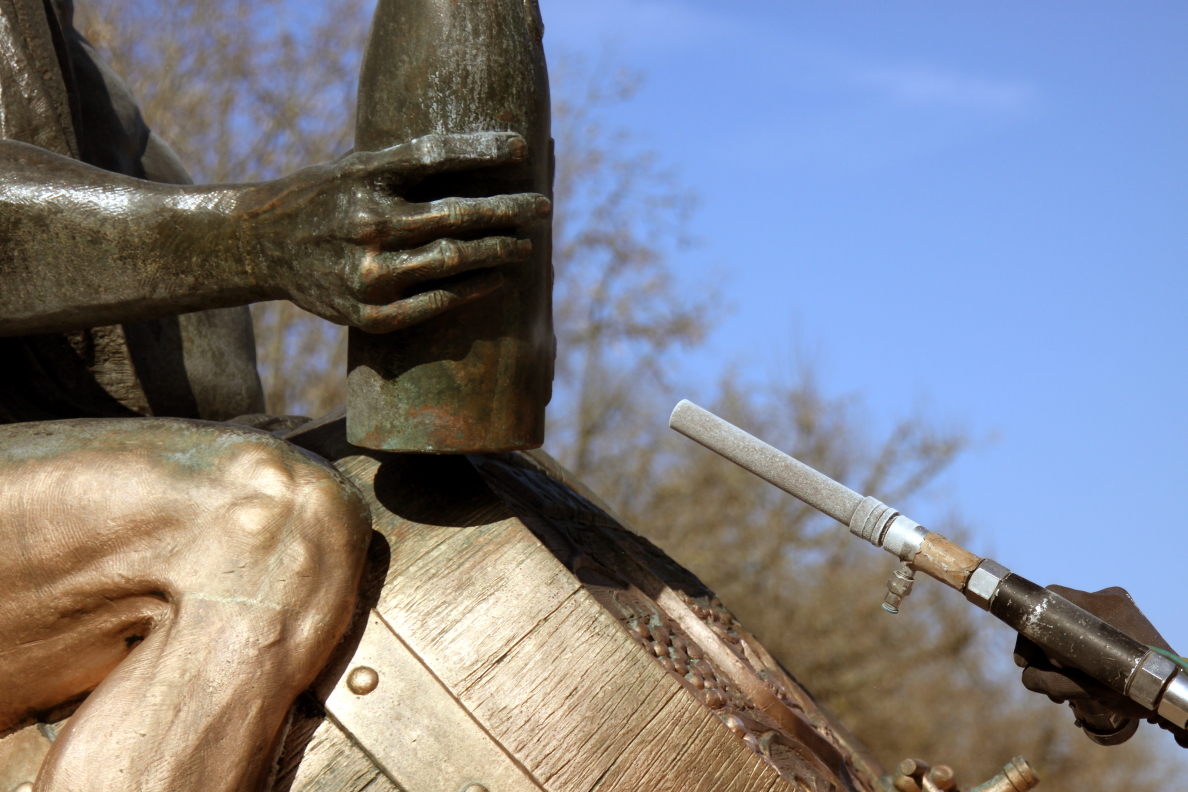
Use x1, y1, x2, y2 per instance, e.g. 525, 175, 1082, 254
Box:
0, 0, 546, 788
0, 3, 903, 789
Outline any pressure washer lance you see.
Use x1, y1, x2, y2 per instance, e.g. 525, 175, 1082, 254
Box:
669, 399, 1188, 743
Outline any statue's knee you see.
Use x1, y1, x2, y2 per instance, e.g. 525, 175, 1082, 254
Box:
203, 431, 371, 599
286, 458, 373, 581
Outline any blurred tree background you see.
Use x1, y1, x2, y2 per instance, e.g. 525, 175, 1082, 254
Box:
77, 1, 1185, 788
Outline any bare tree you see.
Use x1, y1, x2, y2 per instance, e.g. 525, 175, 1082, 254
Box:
545, 57, 707, 485
74, 2, 1185, 786
78, 0, 365, 183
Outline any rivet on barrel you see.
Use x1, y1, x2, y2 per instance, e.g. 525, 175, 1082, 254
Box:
346, 666, 380, 695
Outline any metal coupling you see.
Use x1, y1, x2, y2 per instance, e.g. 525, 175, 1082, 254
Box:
1157, 671, 1188, 729
1125, 650, 1176, 711
883, 561, 916, 614
850, 496, 899, 547
963, 560, 1010, 611
882, 515, 929, 562
1069, 699, 1139, 745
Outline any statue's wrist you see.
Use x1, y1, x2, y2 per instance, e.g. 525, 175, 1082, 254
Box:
214, 183, 295, 303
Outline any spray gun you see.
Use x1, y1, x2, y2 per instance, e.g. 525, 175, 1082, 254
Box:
669, 400, 1188, 747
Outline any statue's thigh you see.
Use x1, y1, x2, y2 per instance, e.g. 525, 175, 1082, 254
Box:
0, 417, 326, 725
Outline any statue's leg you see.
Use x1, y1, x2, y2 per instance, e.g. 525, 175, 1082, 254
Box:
0, 418, 371, 792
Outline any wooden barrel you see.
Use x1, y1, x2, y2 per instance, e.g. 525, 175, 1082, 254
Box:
268, 414, 884, 792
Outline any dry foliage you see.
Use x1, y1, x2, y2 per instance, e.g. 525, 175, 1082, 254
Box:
76, 1, 1185, 787
546, 57, 707, 486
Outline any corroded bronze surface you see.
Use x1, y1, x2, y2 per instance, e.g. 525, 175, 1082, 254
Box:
348, 0, 554, 453
0, 0, 548, 425
0, 0, 264, 424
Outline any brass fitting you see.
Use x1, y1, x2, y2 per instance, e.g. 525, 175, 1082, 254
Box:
883, 561, 916, 614
878, 755, 1039, 792
966, 757, 1040, 792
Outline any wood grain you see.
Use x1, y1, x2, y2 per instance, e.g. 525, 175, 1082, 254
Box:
594, 690, 794, 792
283, 711, 399, 792
471, 452, 880, 791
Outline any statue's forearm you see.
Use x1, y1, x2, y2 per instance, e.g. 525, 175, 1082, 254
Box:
0, 140, 271, 336
1, 131, 551, 338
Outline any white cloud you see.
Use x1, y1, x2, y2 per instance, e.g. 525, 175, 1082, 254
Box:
852, 63, 1037, 114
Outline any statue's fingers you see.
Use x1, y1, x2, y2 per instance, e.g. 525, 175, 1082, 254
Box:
354, 269, 504, 334
349, 132, 529, 180
353, 237, 530, 304
395, 194, 550, 245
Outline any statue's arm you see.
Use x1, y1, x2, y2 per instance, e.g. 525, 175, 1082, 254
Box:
0, 132, 547, 337
0, 139, 267, 335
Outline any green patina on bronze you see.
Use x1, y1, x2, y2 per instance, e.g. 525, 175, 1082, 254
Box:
348, 0, 555, 453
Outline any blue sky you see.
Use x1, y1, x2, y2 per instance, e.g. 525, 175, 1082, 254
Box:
538, 0, 1188, 716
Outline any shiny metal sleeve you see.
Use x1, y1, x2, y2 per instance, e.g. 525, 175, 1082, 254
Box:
1158, 673, 1188, 728
669, 400, 863, 525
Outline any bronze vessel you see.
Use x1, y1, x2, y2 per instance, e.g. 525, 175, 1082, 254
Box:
348, 0, 554, 453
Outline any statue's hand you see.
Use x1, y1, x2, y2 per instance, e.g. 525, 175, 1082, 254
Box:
1013, 585, 1188, 747
243, 131, 549, 332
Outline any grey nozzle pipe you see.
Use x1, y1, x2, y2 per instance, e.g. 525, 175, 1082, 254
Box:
669, 400, 927, 557
668, 399, 863, 525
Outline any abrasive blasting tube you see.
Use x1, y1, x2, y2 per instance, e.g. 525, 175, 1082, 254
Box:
668, 399, 863, 525
668, 398, 1188, 731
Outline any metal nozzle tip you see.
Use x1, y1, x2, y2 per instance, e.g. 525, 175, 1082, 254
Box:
669, 399, 694, 428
